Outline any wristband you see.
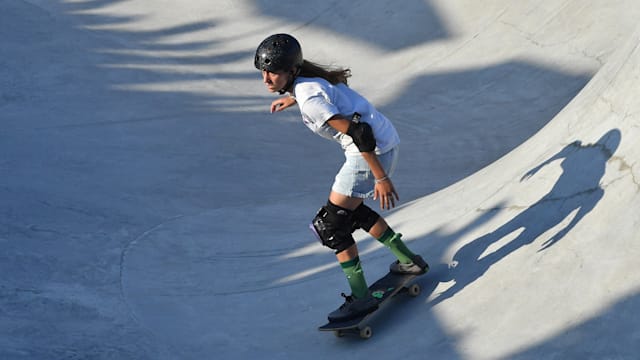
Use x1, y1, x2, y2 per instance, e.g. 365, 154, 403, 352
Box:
375, 176, 389, 184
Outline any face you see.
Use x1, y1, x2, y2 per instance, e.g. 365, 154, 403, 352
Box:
261, 70, 290, 93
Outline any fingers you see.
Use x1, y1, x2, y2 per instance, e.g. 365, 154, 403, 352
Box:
270, 98, 288, 113
374, 183, 399, 210
387, 190, 399, 209
270, 100, 282, 113
380, 195, 392, 210
380, 193, 397, 209
270, 96, 296, 113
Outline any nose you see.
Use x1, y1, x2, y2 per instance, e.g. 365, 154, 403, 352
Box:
262, 70, 270, 84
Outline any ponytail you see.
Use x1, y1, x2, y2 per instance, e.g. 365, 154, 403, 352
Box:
298, 60, 351, 85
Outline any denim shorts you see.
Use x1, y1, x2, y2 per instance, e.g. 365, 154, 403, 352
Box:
331, 146, 399, 198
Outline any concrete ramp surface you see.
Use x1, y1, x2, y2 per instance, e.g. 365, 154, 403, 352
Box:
2, 1, 640, 359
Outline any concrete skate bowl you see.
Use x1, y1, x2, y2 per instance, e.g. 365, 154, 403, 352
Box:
119, 2, 640, 359
3, 0, 639, 359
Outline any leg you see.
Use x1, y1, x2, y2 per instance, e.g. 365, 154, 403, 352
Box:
312, 193, 379, 322
328, 191, 364, 263
335, 243, 359, 263
311, 194, 368, 298
350, 199, 428, 273
328, 191, 363, 211
327, 191, 410, 274
368, 217, 390, 239
318, 192, 378, 321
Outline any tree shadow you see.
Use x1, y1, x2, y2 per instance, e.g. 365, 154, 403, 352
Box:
431, 129, 622, 305
251, 0, 450, 50
4, 1, 630, 358
382, 61, 593, 199
510, 291, 640, 359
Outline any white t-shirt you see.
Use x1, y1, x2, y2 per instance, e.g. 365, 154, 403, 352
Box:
292, 77, 400, 155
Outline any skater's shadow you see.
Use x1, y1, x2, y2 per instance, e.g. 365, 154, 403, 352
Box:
432, 129, 621, 304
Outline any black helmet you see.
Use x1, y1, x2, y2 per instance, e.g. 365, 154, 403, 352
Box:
254, 33, 303, 73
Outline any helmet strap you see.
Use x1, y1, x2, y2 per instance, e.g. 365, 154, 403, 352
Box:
278, 67, 300, 95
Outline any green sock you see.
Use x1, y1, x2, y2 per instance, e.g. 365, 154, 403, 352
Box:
377, 227, 415, 264
340, 257, 368, 299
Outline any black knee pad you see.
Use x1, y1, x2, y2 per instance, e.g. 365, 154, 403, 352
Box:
352, 203, 380, 232
311, 201, 356, 253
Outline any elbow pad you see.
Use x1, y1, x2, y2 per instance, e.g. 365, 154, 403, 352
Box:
346, 121, 376, 152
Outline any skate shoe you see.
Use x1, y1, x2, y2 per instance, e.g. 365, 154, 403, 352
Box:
389, 254, 429, 275
327, 292, 378, 322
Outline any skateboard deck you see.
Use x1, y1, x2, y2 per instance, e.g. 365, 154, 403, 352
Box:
318, 271, 422, 339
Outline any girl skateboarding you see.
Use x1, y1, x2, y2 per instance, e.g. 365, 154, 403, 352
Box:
254, 33, 428, 322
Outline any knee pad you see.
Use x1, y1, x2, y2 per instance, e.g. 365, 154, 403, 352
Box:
310, 201, 356, 253
352, 203, 380, 232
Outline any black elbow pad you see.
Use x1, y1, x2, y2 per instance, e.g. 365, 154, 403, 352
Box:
346, 121, 376, 152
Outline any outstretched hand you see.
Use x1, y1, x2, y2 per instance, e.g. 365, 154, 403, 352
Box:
373, 179, 399, 210
270, 96, 297, 113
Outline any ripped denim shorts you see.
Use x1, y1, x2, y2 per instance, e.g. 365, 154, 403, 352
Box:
331, 146, 399, 199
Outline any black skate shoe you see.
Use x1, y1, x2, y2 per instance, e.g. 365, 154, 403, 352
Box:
389, 254, 429, 275
327, 292, 378, 322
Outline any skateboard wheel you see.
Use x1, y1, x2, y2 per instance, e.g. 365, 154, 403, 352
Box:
334, 330, 344, 338
359, 326, 373, 339
408, 284, 421, 297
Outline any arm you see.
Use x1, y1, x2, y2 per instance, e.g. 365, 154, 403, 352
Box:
326, 115, 399, 210
521, 141, 580, 181
270, 95, 297, 113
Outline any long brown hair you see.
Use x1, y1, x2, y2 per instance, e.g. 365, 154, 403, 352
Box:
298, 60, 351, 85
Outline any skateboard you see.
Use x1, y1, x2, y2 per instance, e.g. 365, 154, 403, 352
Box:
318, 271, 422, 339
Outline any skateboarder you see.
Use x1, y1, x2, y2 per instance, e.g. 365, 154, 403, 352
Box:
254, 34, 428, 322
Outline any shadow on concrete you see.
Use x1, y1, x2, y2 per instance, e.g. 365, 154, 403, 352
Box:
510, 291, 640, 359
383, 62, 593, 198
2, 0, 634, 358
251, 0, 450, 50
426, 129, 621, 305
